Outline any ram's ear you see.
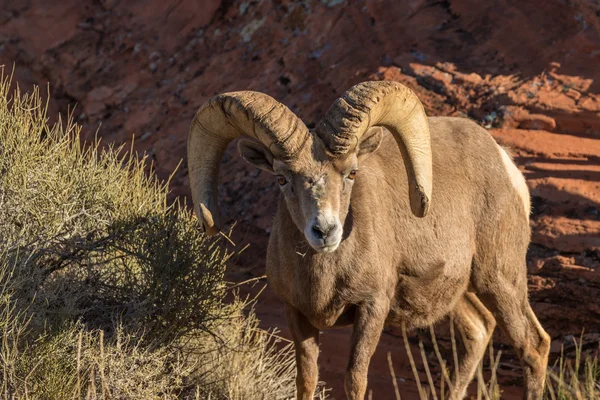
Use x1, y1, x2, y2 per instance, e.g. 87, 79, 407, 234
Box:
357, 126, 384, 160
238, 138, 275, 173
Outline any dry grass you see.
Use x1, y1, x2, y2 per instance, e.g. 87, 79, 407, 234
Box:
0, 69, 322, 399
389, 324, 599, 400
386, 323, 501, 400
546, 334, 600, 400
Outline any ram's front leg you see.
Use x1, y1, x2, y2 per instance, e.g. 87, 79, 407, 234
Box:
286, 305, 320, 400
345, 297, 390, 400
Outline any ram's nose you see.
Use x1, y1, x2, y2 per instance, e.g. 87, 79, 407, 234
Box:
311, 222, 335, 240
305, 215, 343, 253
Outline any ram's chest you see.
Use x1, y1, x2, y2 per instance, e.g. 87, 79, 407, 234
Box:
267, 257, 361, 330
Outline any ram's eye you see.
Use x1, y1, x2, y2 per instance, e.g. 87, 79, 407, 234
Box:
347, 170, 357, 180
277, 176, 287, 186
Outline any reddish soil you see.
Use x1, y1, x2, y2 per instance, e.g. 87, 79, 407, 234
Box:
2, 0, 599, 398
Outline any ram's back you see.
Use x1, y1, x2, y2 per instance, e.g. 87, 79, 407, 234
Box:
360, 116, 530, 237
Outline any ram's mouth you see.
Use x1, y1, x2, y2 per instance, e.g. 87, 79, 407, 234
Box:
312, 242, 340, 254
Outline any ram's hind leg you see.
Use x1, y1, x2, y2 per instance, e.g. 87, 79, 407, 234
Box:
476, 274, 550, 400
450, 292, 496, 399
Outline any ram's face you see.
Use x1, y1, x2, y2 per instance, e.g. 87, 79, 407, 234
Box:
238, 129, 383, 253
273, 147, 356, 253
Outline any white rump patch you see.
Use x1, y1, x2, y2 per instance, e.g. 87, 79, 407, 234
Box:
497, 145, 530, 219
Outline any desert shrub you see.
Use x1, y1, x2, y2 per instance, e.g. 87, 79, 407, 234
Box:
0, 74, 227, 341
0, 71, 311, 399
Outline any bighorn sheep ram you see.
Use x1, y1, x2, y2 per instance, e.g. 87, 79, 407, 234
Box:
187, 81, 550, 400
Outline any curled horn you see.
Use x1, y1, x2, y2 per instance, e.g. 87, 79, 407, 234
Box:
316, 81, 433, 217
187, 91, 310, 234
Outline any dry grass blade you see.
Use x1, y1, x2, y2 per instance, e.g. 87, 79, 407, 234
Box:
419, 340, 438, 400
429, 325, 454, 396
387, 351, 402, 400
450, 316, 460, 391
402, 323, 427, 399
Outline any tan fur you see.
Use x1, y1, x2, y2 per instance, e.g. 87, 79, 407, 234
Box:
253, 116, 550, 400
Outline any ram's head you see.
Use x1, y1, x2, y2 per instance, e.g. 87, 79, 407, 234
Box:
188, 81, 433, 253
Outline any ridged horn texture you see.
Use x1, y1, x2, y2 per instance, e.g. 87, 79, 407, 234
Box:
188, 91, 310, 234
316, 81, 433, 217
